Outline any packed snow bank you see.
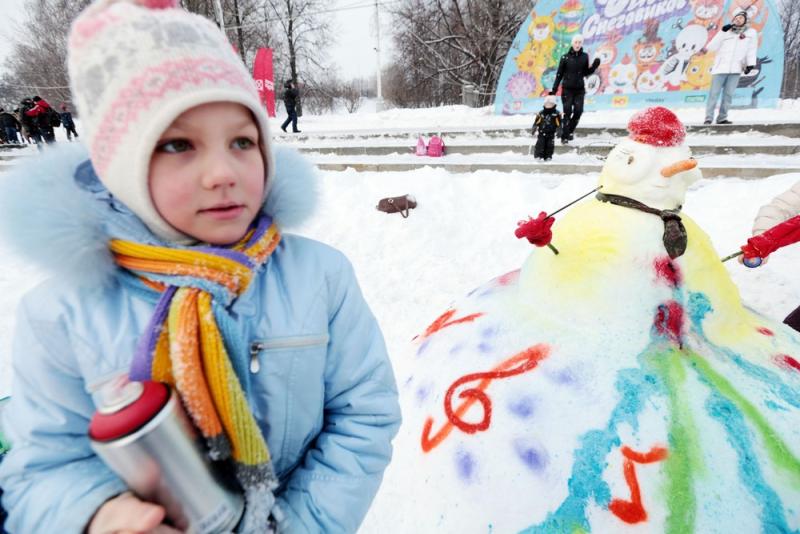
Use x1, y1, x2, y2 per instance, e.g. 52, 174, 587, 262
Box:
358, 108, 800, 532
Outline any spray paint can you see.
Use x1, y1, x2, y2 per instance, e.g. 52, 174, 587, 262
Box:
89, 379, 243, 533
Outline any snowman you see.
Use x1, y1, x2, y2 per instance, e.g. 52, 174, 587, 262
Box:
364, 107, 800, 534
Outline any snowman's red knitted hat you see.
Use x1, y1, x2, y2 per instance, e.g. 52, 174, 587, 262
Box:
627, 106, 686, 147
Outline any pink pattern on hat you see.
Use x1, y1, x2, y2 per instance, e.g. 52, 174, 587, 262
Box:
138, 0, 180, 8
91, 57, 258, 175
70, 10, 121, 49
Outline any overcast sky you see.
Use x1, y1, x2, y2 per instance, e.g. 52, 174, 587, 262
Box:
0, 0, 393, 82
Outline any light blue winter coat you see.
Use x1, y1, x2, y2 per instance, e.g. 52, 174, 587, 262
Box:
0, 144, 401, 533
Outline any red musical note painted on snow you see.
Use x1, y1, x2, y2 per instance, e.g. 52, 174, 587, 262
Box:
414, 308, 485, 341
421, 344, 550, 453
609, 445, 669, 524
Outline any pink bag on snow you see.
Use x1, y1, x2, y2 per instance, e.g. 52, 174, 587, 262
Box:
427, 135, 445, 157
415, 136, 427, 156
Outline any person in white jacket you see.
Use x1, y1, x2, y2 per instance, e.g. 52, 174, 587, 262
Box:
745, 180, 800, 332
704, 10, 758, 125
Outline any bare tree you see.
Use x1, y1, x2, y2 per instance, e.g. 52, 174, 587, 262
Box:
390, 0, 529, 107
780, 0, 800, 98
0, 0, 91, 109
265, 0, 333, 115
338, 81, 363, 113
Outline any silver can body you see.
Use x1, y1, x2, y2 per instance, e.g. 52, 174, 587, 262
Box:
90, 390, 244, 534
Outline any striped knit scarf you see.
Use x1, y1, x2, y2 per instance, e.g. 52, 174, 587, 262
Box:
111, 214, 281, 530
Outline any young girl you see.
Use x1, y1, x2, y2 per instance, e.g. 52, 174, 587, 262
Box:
0, 1, 400, 533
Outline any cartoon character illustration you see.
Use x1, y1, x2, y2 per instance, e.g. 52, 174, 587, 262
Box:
605, 54, 637, 94
635, 64, 663, 93
737, 55, 772, 89
681, 51, 714, 90
584, 72, 601, 96
633, 20, 665, 78
521, 11, 559, 90
551, 0, 584, 62
656, 24, 708, 90
515, 47, 540, 75
540, 67, 559, 97
594, 31, 622, 94
691, 0, 725, 36
506, 71, 537, 100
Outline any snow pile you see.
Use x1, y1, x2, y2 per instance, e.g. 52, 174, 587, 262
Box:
361, 109, 800, 533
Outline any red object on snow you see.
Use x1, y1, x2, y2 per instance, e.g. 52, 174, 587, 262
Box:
741, 214, 800, 260
515, 211, 555, 247
627, 106, 686, 147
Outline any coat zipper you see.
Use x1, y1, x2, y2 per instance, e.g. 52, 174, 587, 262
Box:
249, 335, 330, 373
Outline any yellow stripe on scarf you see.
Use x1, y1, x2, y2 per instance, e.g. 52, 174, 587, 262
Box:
112, 221, 281, 471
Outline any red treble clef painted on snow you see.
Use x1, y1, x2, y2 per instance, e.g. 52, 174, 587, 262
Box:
421, 344, 550, 453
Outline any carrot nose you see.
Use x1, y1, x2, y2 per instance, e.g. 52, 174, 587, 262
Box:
661, 158, 697, 178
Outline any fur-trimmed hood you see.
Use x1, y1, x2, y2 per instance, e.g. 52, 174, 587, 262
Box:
0, 143, 318, 287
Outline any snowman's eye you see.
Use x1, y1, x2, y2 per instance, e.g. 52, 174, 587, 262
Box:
628, 155, 635, 165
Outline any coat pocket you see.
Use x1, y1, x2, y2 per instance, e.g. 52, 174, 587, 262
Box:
248, 334, 329, 478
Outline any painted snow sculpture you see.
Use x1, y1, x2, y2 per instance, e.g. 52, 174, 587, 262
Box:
383, 107, 800, 533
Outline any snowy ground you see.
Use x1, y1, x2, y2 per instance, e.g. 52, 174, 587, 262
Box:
1, 105, 799, 452
2, 166, 798, 397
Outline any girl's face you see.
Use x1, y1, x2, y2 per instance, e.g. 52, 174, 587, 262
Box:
149, 102, 265, 245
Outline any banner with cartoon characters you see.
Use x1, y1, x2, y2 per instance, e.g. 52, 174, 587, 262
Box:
494, 0, 783, 114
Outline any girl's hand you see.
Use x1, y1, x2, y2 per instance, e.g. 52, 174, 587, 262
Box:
87, 491, 184, 534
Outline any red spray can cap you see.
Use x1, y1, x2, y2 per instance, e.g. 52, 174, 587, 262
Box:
89, 379, 169, 442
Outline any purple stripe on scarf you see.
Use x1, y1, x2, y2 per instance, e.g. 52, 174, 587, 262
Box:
195, 246, 253, 267
130, 286, 177, 380
195, 215, 273, 267
245, 215, 272, 249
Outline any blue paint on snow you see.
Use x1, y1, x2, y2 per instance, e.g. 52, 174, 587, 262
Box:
705, 391, 790, 531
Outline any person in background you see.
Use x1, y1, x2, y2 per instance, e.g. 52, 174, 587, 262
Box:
280, 79, 301, 133
60, 104, 79, 141
0, 108, 21, 145
551, 34, 600, 145
18, 99, 42, 147
704, 10, 758, 125
743, 180, 800, 332
532, 95, 562, 161
24, 96, 56, 144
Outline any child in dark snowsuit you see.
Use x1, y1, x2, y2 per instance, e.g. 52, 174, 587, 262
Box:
532, 95, 562, 161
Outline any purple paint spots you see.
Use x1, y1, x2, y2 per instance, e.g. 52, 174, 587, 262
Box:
455, 448, 476, 482
403, 376, 414, 388
417, 339, 431, 356
477, 342, 494, 354
513, 438, 547, 472
552, 368, 577, 385
481, 326, 499, 339
508, 396, 535, 419
416, 383, 432, 403
449, 343, 464, 356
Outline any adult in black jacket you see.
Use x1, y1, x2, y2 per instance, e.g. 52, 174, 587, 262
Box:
280, 79, 301, 133
551, 34, 600, 144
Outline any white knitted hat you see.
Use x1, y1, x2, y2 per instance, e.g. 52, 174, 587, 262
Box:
67, 0, 274, 242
